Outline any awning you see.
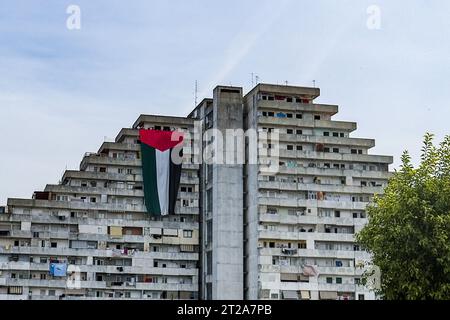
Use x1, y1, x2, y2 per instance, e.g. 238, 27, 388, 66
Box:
282, 290, 299, 300
8, 286, 23, 294
109, 226, 123, 237
280, 273, 298, 282
298, 274, 309, 282
300, 290, 311, 300
320, 291, 338, 300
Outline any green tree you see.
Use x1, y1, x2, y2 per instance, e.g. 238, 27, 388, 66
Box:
357, 133, 450, 300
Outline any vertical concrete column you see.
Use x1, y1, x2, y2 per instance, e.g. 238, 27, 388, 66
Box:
211, 86, 244, 300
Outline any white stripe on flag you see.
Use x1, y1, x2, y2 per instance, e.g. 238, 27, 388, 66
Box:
155, 149, 171, 215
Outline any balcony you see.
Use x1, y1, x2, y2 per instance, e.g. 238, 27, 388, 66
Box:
80, 154, 141, 171
258, 117, 356, 132
258, 181, 383, 195
278, 134, 375, 148
277, 166, 392, 180
257, 100, 337, 114
277, 150, 392, 165
258, 247, 358, 260
0, 246, 200, 262
44, 185, 145, 198
315, 266, 358, 276
7, 198, 148, 213
97, 142, 140, 154
258, 230, 355, 242
259, 213, 356, 227
318, 283, 356, 292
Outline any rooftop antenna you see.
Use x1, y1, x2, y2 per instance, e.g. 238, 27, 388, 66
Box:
251, 73, 254, 87
255, 75, 259, 84
285, 80, 289, 86
194, 80, 198, 107
312, 80, 316, 88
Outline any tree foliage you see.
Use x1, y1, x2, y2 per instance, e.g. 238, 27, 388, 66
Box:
357, 133, 450, 299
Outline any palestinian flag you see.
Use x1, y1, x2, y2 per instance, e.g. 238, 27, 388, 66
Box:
139, 129, 184, 216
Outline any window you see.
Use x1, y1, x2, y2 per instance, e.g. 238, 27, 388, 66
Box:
358, 294, 365, 300
336, 277, 342, 284
296, 145, 303, 151
183, 230, 193, 238
326, 277, 333, 284
324, 147, 330, 153
333, 132, 339, 137
351, 149, 357, 154
355, 278, 361, 285
286, 97, 293, 103
334, 211, 340, 218
287, 145, 294, 151
358, 150, 363, 154
90, 197, 97, 203
51, 242, 57, 248
286, 113, 293, 118
262, 111, 267, 116
323, 132, 329, 137
206, 251, 213, 275
206, 220, 213, 244
118, 168, 124, 174
314, 115, 321, 120
296, 129, 302, 135
340, 133, 345, 137
296, 114, 303, 119
332, 148, 339, 153
127, 169, 133, 175
298, 241, 307, 249
99, 167, 106, 173
268, 112, 274, 117
353, 212, 358, 218
286, 129, 293, 134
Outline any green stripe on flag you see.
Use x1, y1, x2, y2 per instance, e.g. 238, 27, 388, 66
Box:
141, 143, 162, 215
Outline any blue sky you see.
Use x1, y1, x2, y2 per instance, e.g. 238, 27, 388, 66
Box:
1, 0, 450, 204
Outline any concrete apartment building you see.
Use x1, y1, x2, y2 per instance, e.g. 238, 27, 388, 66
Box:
0, 83, 392, 300
0, 116, 201, 300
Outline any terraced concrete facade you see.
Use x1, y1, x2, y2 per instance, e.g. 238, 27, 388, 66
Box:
0, 83, 392, 300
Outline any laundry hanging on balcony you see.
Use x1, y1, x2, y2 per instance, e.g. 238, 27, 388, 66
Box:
49, 263, 67, 277
139, 129, 184, 216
